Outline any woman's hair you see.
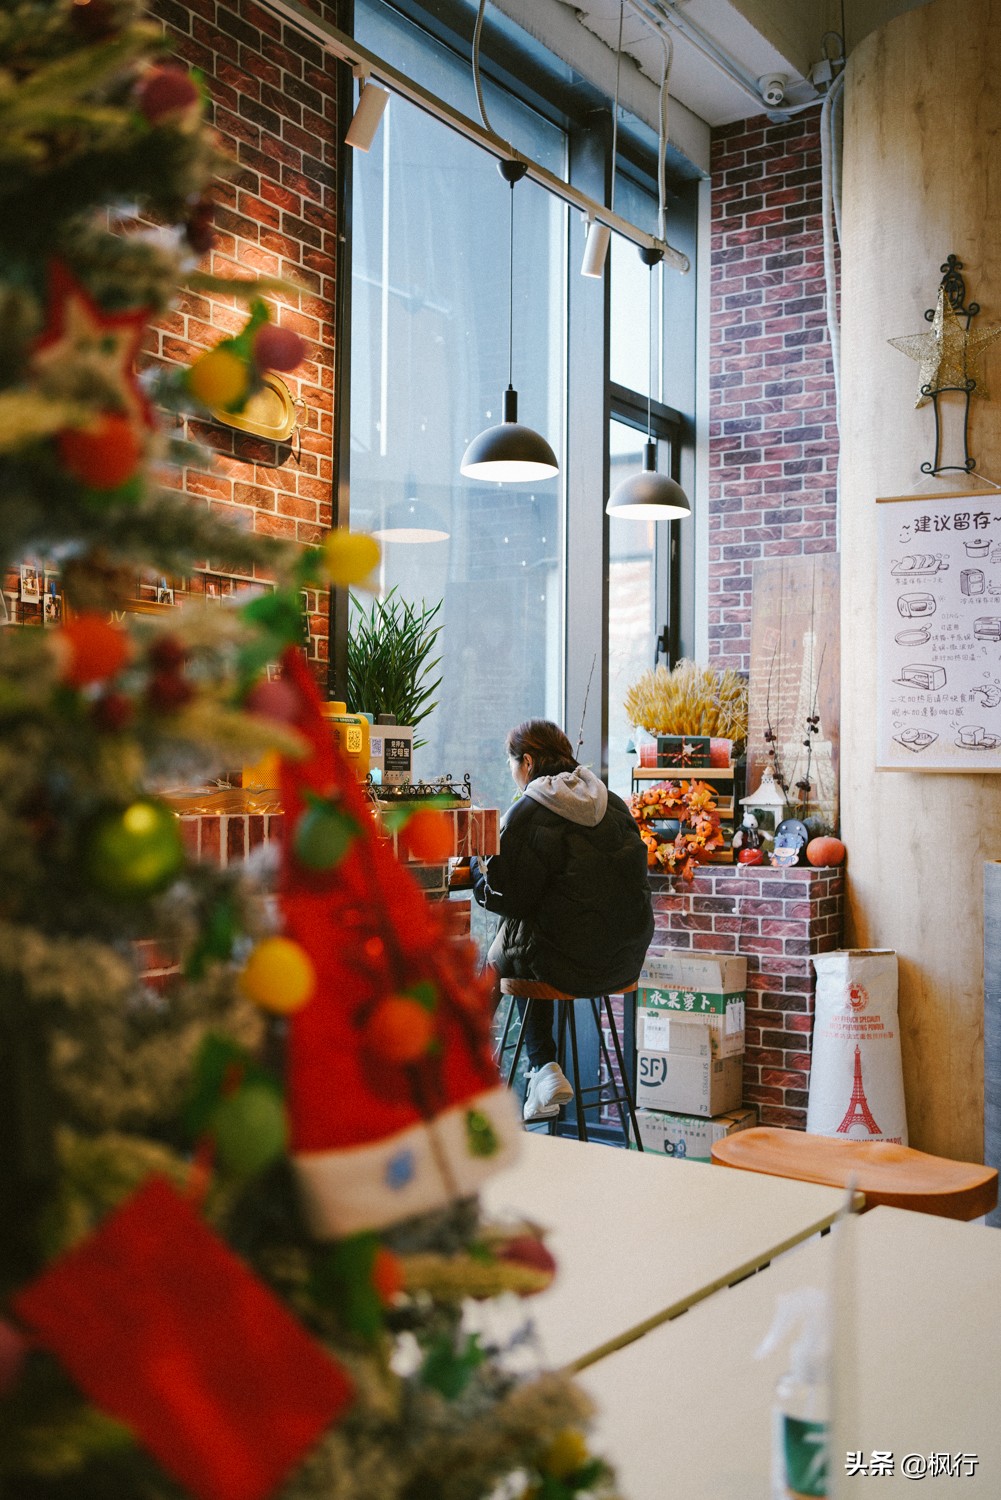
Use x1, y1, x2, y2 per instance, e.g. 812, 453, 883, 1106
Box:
506, 719, 578, 779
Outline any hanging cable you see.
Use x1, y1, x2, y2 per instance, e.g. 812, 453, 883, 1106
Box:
506, 174, 515, 391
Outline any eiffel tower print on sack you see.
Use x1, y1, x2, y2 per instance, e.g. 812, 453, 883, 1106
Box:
807, 951, 908, 1144
837, 1045, 882, 1136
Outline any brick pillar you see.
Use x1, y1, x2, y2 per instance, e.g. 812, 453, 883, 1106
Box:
649, 865, 844, 1128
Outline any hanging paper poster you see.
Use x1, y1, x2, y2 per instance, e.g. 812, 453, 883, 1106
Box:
877, 492, 1001, 771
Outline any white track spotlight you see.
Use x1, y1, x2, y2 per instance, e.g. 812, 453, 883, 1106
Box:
580, 215, 611, 279
345, 75, 389, 151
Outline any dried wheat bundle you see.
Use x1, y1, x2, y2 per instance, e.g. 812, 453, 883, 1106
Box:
624, 659, 748, 743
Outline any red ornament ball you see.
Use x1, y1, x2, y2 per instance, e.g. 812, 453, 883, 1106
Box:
245, 678, 301, 725
135, 64, 201, 125
59, 615, 132, 688
400, 808, 453, 865
57, 414, 142, 491
253, 323, 305, 374
147, 671, 195, 713
737, 845, 765, 865
92, 692, 134, 733
364, 995, 436, 1065
148, 635, 187, 672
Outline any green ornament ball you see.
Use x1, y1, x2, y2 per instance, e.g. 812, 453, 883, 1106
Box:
294, 800, 355, 870
210, 1084, 287, 1178
84, 798, 185, 898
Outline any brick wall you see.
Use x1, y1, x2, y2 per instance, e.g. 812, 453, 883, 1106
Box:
649, 864, 844, 1129
145, 0, 340, 678
708, 111, 839, 673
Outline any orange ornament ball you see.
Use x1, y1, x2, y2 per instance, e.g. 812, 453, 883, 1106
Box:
400, 808, 453, 864
365, 994, 435, 1065
59, 615, 132, 688
371, 1246, 404, 1304
806, 835, 846, 867
57, 414, 142, 491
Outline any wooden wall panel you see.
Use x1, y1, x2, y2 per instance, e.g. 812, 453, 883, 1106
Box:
840, 0, 1001, 1158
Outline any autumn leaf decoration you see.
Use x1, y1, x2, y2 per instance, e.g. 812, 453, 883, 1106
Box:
628, 779, 724, 881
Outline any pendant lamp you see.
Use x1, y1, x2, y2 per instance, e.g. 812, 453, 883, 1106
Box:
606, 248, 691, 521
372, 489, 449, 544
460, 160, 559, 484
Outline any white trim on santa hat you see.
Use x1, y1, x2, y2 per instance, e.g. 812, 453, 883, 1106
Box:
293, 1085, 523, 1238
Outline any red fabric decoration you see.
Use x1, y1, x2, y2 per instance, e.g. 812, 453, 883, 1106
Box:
13, 1176, 352, 1500
277, 651, 500, 1153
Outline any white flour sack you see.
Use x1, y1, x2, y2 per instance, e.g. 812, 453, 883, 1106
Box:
806, 950, 908, 1145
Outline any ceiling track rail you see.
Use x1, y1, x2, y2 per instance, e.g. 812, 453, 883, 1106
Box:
256, 0, 690, 272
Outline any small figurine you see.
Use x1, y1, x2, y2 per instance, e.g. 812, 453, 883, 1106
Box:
770, 817, 810, 868
734, 813, 766, 866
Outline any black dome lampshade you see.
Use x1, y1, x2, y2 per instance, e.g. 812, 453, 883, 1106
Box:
606, 439, 691, 520
460, 159, 560, 485
607, 245, 691, 522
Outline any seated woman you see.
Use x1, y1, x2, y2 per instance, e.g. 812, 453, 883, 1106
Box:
470, 719, 653, 1122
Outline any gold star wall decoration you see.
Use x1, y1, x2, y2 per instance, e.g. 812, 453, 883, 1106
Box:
889, 284, 1001, 408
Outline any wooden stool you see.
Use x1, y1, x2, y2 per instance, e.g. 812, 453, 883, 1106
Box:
710, 1126, 998, 1221
496, 979, 643, 1149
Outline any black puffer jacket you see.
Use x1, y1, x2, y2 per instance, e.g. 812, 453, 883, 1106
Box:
470, 766, 653, 996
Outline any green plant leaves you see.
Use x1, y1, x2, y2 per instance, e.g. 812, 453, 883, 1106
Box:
347, 589, 442, 746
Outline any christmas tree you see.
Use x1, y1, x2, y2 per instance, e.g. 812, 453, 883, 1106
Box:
0, 4, 621, 1497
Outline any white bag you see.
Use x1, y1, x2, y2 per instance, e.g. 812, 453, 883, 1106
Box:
806, 950, 908, 1145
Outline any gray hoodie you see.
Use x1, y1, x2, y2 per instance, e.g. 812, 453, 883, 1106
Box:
523, 765, 608, 827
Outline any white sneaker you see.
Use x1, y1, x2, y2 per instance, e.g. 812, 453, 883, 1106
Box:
523, 1062, 574, 1122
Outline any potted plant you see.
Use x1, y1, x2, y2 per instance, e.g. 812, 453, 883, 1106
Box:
347, 588, 443, 748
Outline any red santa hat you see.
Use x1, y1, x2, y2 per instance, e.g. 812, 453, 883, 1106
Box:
276, 651, 520, 1238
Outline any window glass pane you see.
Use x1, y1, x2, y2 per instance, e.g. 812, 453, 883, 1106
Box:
610, 173, 659, 396
350, 6, 566, 822
607, 419, 658, 799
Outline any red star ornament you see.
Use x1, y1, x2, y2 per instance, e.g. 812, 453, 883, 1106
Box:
32, 260, 155, 428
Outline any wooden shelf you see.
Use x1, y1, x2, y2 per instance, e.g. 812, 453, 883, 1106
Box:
631, 766, 735, 781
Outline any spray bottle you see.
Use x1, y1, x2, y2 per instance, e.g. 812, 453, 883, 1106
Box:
756, 1287, 830, 1500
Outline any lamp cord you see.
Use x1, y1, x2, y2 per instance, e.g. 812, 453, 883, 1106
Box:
507, 179, 514, 389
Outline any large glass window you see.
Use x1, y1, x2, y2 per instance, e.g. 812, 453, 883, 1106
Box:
351, 2, 566, 815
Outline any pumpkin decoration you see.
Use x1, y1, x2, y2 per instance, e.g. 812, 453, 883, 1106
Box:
806, 835, 846, 867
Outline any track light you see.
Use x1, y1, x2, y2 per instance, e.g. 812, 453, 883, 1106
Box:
345, 75, 389, 151
606, 439, 691, 519
580, 215, 611, 278
460, 160, 559, 484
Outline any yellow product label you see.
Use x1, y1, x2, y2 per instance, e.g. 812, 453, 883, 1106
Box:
345, 724, 362, 754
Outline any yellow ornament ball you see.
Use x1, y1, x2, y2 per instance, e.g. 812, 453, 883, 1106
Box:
239, 937, 316, 1014
540, 1428, 590, 1480
321, 529, 381, 589
188, 347, 249, 410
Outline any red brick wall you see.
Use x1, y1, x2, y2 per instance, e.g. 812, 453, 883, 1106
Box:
708, 111, 839, 673
144, 0, 341, 677
649, 865, 844, 1129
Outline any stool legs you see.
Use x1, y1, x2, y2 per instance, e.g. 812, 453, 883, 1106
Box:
600, 994, 644, 1151
564, 1003, 588, 1143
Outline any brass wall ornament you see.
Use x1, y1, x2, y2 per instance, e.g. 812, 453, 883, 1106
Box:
888, 255, 1001, 476
209, 371, 300, 442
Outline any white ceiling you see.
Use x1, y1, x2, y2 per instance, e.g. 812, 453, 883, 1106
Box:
550, 0, 819, 126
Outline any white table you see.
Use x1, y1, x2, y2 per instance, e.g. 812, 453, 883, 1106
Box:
578, 1205, 1001, 1497
478, 1133, 848, 1371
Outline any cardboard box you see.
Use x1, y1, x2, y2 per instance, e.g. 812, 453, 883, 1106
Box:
639, 952, 747, 994
656, 734, 711, 769
629, 1105, 758, 1160
636, 1041, 743, 1116
636, 1004, 745, 1059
